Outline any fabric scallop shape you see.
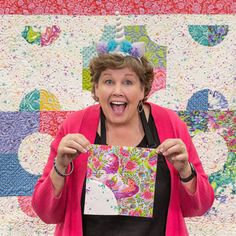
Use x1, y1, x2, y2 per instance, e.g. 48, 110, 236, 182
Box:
19, 89, 40, 111
84, 179, 119, 215
18, 132, 53, 175
22, 25, 60, 46
186, 89, 228, 111
188, 25, 229, 46
19, 89, 61, 111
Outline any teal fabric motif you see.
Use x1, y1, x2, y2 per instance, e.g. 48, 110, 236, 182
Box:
188, 25, 229, 46
19, 89, 40, 111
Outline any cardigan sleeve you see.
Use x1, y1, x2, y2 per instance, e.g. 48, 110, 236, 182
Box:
32, 105, 99, 225
31, 109, 87, 223
172, 114, 215, 217
145, 104, 214, 218
31, 124, 69, 224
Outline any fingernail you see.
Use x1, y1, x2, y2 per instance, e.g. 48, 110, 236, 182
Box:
86, 145, 92, 151
156, 148, 161, 153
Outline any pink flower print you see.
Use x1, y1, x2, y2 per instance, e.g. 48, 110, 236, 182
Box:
114, 178, 139, 199
87, 167, 92, 178
125, 160, 137, 171
142, 190, 153, 200
120, 147, 130, 157
105, 179, 116, 188
228, 129, 234, 136
219, 114, 226, 120
40, 25, 60, 47
100, 145, 110, 151
192, 3, 202, 13
228, 139, 236, 148
148, 155, 157, 166
92, 157, 101, 169
148, 68, 166, 97
233, 117, 236, 124
130, 209, 143, 217
103, 154, 119, 174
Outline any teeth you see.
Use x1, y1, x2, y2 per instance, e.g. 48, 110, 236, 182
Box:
111, 101, 126, 105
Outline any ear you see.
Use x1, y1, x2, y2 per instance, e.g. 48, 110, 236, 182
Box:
94, 82, 99, 93
94, 83, 99, 100
140, 84, 145, 100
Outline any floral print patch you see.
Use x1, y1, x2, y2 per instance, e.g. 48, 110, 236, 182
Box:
84, 144, 158, 218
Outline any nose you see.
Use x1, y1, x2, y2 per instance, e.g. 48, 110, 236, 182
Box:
112, 83, 123, 96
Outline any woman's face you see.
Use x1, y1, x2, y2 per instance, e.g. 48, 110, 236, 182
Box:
95, 67, 145, 126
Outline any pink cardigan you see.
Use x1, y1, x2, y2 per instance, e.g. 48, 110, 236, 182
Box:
32, 103, 214, 236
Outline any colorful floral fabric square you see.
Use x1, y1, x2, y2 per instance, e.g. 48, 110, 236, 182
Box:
84, 144, 158, 218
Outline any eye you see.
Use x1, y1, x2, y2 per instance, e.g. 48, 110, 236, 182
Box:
104, 79, 113, 85
123, 80, 133, 85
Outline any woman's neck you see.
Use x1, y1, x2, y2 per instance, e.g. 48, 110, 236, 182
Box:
105, 104, 150, 146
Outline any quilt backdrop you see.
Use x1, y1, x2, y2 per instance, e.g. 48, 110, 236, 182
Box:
0, 1, 235, 235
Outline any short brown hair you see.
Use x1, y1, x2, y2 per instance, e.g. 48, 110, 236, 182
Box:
89, 54, 154, 101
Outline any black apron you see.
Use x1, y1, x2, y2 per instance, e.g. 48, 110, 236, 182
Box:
81, 108, 170, 236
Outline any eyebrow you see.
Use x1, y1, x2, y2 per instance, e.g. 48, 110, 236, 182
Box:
124, 73, 136, 77
101, 73, 136, 77
101, 73, 112, 76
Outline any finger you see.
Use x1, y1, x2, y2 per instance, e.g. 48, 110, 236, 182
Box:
70, 134, 91, 150
66, 140, 89, 153
157, 139, 177, 154
165, 153, 188, 170
158, 139, 186, 154
62, 134, 91, 152
171, 154, 188, 163
162, 143, 186, 156
164, 153, 175, 164
59, 146, 78, 155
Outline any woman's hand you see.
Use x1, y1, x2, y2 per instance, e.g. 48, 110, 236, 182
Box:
156, 138, 191, 177
50, 133, 90, 196
56, 133, 91, 169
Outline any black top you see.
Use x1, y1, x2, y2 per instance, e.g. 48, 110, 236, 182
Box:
81, 109, 170, 236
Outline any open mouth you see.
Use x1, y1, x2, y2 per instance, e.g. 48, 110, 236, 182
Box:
110, 101, 127, 115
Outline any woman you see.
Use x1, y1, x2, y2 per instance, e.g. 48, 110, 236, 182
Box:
32, 53, 214, 236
